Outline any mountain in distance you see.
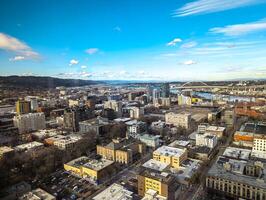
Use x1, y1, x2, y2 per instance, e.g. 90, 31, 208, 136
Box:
0, 76, 103, 89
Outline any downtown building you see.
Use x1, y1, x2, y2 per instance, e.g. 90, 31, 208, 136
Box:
13, 112, 45, 134
165, 112, 191, 129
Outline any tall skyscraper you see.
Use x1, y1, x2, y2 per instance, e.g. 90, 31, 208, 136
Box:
161, 83, 170, 98
15, 100, 31, 115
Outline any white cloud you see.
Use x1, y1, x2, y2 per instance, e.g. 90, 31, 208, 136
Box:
210, 19, 266, 36
174, 0, 264, 17
9, 55, 25, 61
81, 65, 87, 69
69, 59, 79, 66
166, 38, 182, 46
114, 26, 121, 32
182, 60, 197, 65
181, 41, 198, 48
0, 32, 39, 59
119, 70, 127, 75
85, 48, 99, 55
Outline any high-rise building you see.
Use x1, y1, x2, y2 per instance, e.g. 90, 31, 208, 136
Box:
63, 106, 93, 132
13, 113, 46, 134
129, 107, 144, 119
15, 100, 31, 115
104, 100, 122, 117
161, 83, 170, 98
25, 96, 38, 111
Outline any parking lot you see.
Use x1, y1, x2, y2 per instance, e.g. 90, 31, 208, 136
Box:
37, 169, 98, 199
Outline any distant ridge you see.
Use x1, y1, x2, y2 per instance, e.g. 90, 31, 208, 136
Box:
0, 76, 102, 89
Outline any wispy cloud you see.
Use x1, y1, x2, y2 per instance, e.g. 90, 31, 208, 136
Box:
0, 32, 39, 60
166, 38, 182, 46
210, 19, 266, 36
174, 0, 264, 17
85, 48, 99, 55
181, 41, 198, 48
9, 55, 25, 61
114, 26, 121, 32
81, 65, 87, 69
182, 60, 197, 65
69, 59, 79, 66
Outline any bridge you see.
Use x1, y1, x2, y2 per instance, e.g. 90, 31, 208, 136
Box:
173, 81, 266, 90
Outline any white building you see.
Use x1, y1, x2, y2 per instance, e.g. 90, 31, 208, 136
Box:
139, 134, 160, 148
165, 112, 191, 129
14, 141, 44, 153
196, 132, 217, 149
129, 106, 144, 119
126, 120, 146, 138
93, 183, 133, 200
251, 135, 266, 159
13, 112, 46, 134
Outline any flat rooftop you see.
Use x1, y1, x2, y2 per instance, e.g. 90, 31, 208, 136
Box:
20, 188, 55, 200
207, 156, 266, 189
93, 183, 133, 200
175, 159, 201, 180
223, 147, 251, 160
169, 140, 190, 147
0, 146, 14, 154
206, 126, 225, 132
15, 141, 44, 151
66, 156, 114, 171
142, 159, 169, 172
153, 146, 186, 157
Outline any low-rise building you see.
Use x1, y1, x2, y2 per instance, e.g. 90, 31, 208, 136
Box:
64, 156, 115, 182
19, 188, 55, 200
165, 112, 191, 129
205, 126, 226, 138
126, 120, 147, 138
139, 134, 160, 148
138, 168, 180, 200
79, 117, 109, 135
196, 132, 218, 149
206, 156, 266, 200
97, 138, 145, 164
92, 183, 133, 200
153, 146, 187, 169
0, 146, 14, 159
14, 141, 44, 153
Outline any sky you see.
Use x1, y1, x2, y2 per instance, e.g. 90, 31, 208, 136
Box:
0, 0, 266, 81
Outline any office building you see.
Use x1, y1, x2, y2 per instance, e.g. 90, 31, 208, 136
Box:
16, 100, 31, 115
79, 117, 109, 136
161, 83, 170, 98
130, 106, 144, 119
196, 132, 217, 149
206, 156, 266, 200
104, 100, 122, 117
165, 112, 191, 129
13, 113, 46, 134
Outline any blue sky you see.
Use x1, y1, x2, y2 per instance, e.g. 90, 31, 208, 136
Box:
0, 0, 266, 81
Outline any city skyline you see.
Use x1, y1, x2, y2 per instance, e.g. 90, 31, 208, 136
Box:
1, 0, 266, 81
